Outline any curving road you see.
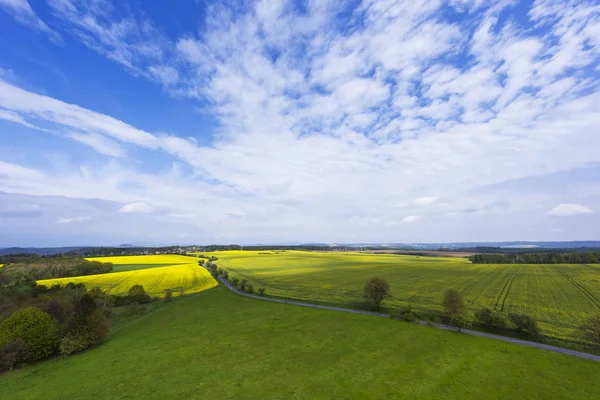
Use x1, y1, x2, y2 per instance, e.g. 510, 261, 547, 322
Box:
210, 272, 600, 362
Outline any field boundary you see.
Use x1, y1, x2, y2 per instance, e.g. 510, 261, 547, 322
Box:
210, 272, 600, 362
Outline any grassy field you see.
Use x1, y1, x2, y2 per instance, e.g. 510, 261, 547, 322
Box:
38, 255, 217, 297
2, 287, 599, 399
211, 250, 600, 340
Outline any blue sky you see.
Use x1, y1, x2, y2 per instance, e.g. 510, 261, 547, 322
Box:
0, 0, 599, 247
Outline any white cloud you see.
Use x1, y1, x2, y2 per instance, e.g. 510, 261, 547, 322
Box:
401, 216, 421, 223
55, 216, 91, 224
414, 197, 438, 206
548, 204, 594, 217
66, 132, 126, 157
0, 0, 61, 41
2, 0, 600, 243
119, 202, 155, 214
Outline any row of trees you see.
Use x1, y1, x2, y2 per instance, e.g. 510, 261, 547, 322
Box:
469, 252, 600, 264
202, 261, 265, 296
0, 258, 113, 286
362, 277, 600, 347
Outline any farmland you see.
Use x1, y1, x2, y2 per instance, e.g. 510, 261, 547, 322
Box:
212, 250, 600, 340
37, 255, 217, 297
2, 287, 599, 399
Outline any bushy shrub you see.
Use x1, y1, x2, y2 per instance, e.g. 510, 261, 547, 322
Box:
43, 298, 72, 325
258, 288, 265, 295
0, 338, 32, 372
0, 307, 60, 361
509, 313, 539, 338
475, 308, 508, 330
60, 295, 110, 355
403, 312, 415, 322
231, 277, 239, 287
451, 314, 472, 332
246, 284, 254, 294
240, 279, 248, 291
398, 305, 417, 322
127, 285, 151, 304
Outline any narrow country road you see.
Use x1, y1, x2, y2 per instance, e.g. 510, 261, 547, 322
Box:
209, 271, 600, 362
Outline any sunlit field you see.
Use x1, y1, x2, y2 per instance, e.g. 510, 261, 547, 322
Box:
2, 287, 599, 399
37, 255, 217, 297
212, 250, 600, 340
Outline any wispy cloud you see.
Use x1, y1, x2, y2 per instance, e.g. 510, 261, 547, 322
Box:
1, 0, 600, 243
401, 216, 421, 223
66, 131, 126, 157
55, 216, 91, 224
548, 204, 594, 217
0, 0, 61, 42
119, 202, 155, 214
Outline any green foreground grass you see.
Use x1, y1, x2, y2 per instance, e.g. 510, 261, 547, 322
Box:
213, 250, 600, 341
2, 287, 599, 399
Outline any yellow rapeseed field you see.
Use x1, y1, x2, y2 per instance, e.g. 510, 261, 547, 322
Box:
37, 255, 217, 297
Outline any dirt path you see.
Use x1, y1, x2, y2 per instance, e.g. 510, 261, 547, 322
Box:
212, 274, 600, 362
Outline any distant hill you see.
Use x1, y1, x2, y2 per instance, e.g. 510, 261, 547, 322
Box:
0, 247, 91, 256
2, 241, 599, 256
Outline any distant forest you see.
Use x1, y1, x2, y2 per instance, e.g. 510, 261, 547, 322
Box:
469, 252, 600, 264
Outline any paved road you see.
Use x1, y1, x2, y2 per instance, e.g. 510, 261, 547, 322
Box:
211, 273, 600, 362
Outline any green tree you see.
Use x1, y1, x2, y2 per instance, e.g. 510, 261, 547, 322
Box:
363, 277, 391, 309
508, 313, 540, 338
0, 307, 60, 361
127, 285, 151, 304
442, 289, 466, 317
452, 314, 472, 333
0, 338, 32, 372
60, 294, 109, 355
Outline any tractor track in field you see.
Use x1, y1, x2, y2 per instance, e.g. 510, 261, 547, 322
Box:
206, 268, 600, 363
500, 266, 520, 312
494, 266, 519, 311
555, 267, 600, 310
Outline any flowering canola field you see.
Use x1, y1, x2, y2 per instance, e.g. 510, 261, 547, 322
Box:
37, 255, 217, 297
212, 250, 600, 340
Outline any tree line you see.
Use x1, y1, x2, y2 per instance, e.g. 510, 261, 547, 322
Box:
0, 258, 113, 286
469, 252, 600, 264
362, 277, 600, 349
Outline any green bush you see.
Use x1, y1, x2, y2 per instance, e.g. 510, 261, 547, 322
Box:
127, 285, 151, 304
164, 289, 173, 303
60, 295, 110, 355
0, 307, 60, 361
258, 288, 265, 295
509, 313, 540, 338
403, 312, 415, 322
0, 338, 32, 372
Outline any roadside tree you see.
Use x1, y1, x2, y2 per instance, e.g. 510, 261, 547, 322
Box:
363, 277, 391, 309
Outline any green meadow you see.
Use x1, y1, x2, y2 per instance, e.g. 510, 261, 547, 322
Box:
2, 287, 599, 399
